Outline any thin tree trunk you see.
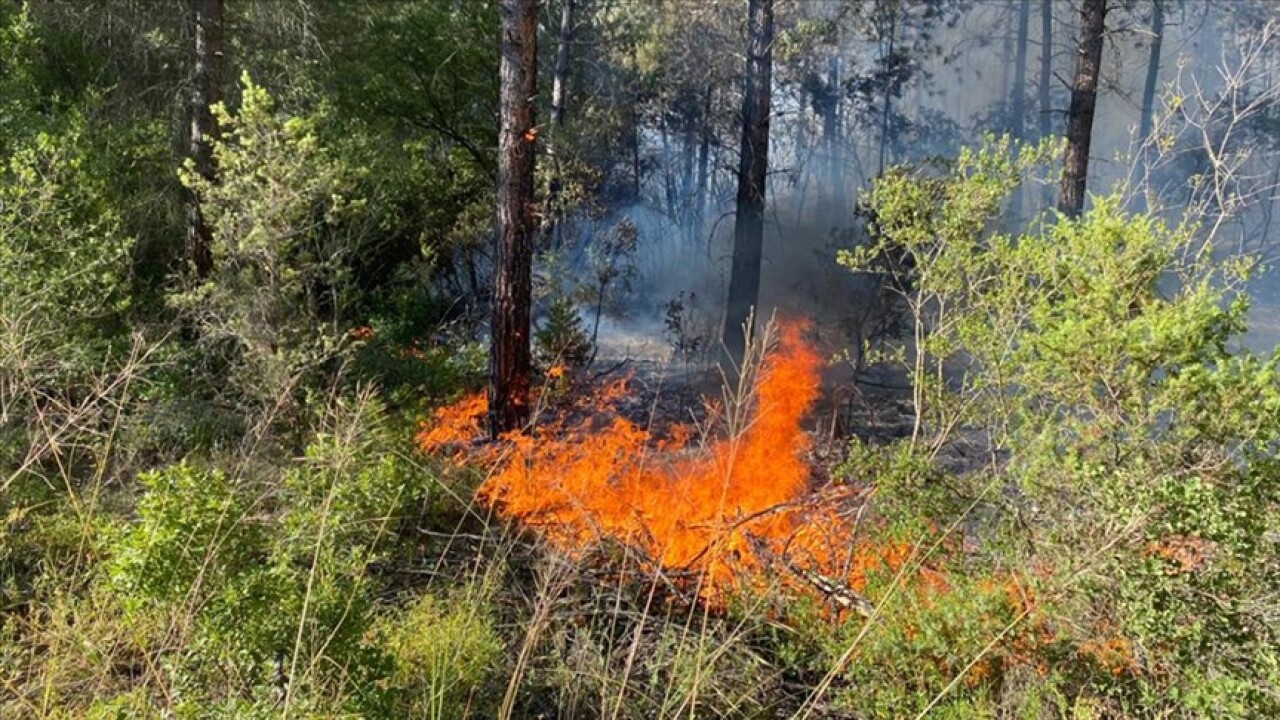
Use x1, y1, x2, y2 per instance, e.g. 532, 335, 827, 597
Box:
1012, 0, 1030, 141
1038, 0, 1053, 206
682, 123, 696, 242
722, 0, 773, 366
550, 0, 574, 129
490, 0, 537, 437
1010, 0, 1031, 218
695, 85, 712, 240
544, 0, 575, 248
661, 118, 677, 216
822, 54, 841, 215
1058, 0, 1106, 217
1139, 0, 1164, 144
1001, 2, 1014, 132
877, 14, 898, 175
186, 0, 223, 280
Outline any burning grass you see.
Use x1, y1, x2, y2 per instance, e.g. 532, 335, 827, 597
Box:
418, 321, 916, 611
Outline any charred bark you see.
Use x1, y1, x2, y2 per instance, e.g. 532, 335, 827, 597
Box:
1058, 0, 1107, 217
722, 0, 773, 367
490, 0, 537, 437
186, 0, 223, 280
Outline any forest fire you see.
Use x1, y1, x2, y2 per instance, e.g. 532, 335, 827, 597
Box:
418, 322, 911, 610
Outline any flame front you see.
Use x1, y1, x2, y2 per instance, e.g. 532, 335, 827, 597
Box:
421, 322, 905, 607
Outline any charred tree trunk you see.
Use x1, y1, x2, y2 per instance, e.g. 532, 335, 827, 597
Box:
722, 0, 773, 366
490, 0, 537, 437
186, 0, 223, 280
1139, 0, 1164, 144
1058, 0, 1106, 217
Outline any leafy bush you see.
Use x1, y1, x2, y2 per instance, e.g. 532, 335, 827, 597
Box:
102, 397, 443, 715
176, 74, 364, 416
833, 136, 1280, 716
377, 585, 503, 720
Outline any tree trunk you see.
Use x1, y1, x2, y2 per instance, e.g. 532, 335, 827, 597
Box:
722, 0, 773, 366
695, 85, 712, 241
1038, 0, 1053, 206
1001, 2, 1014, 133
682, 123, 696, 242
544, 0, 575, 248
1009, 0, 1031, 218
186, 0, 223, 280
1012, 0, 1030, 141
822, 54, 841, 216
1058, 0, 1106, 217
550, 0, 574, 129
1139, 0, 1164, 144
877, 14, 898, 175
490, 0, 537, 437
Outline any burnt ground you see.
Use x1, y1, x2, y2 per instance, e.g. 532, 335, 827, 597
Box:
585, 355, 917, 477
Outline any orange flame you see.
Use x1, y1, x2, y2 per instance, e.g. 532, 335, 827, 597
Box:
416, 391, 487, 461
421, 322, 909, 607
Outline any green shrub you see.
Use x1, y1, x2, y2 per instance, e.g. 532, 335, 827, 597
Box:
102, 401, 439, 715
377, 585, 503, 720
832, 136, 1280, 717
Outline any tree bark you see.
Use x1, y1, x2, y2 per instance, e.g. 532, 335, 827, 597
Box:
544, 0, 574, 248
877, 12, 898, 175
1038, 0, 1053, 206
722, 0, 773, 366
186, 0, 223, 280
1012, 0, 1030, 141
1038, 0, 1053, 141
490, 0, 537, 437
695, 85, 712, 240
550, 0, 574, 129
822, 54, 842, 215
1058, 0, 1106, 217
1139, 0, 1164, 144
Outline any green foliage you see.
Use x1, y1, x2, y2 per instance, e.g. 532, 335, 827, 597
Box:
836, 136, 1280, 716
377, 585, 503, 720
0, 105, 131, 338
101, 400, 441, 715
177, 74, 364, 412
535, 296, 593, 372
109, 463, 262, 612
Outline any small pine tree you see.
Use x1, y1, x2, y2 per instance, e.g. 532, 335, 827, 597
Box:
535, 296, 592, 371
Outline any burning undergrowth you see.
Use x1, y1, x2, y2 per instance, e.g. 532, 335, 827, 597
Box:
418, 321, 926, 612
